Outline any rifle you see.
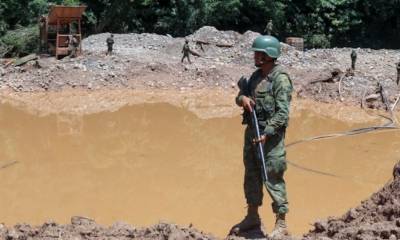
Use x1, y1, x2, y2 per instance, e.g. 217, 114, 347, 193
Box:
251, 108, 269, 183
237, 76, 268, 182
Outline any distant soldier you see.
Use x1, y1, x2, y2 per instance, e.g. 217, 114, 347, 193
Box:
181, 39, 191, 64
106, 34, 114, 55
351, 49, 357, 70
397, 62, 400, 85
264, 20, 273, 35
68, 35, 80, 58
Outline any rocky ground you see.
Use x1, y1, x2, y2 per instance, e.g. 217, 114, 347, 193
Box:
0, 217, 218, 240
0, 26, 399, 110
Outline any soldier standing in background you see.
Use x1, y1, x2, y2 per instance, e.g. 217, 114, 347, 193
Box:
181, 39, 191, 64
106, 34, 115, 55
351, 49, 357, 70
68, 35, 79, 58
396, 62, 400, 86
264, 20, 273, 35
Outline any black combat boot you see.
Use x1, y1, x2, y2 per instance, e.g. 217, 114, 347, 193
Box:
229, 205, 261, 236
269, 213, 289, 239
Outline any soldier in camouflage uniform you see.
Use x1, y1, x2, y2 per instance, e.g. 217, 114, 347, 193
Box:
396, 62, 400, 86
106, 34, 114, 55
181, 39, 191, 64
351, 49, 357, 70
230, 35, 292, 239
67, 35, 79, 58
264, 20, 274, 35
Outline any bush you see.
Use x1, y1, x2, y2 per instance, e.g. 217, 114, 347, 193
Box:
0, 25, 39, 57
306, 34, 331, 49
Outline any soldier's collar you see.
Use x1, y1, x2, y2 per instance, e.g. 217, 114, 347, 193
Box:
267, 64, 280, 80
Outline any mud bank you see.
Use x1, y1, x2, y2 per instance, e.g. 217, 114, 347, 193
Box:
0, 217, 217, 240
0, 89, 394, 123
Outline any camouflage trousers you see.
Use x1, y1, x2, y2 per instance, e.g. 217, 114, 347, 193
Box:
243, 126, 289, 214
107, 45, 113, 55
181, 53, 191, 63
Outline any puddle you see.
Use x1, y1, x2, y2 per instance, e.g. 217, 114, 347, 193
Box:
0, 102, 398, 237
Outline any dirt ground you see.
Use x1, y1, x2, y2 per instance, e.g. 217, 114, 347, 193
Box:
1, 26, 400, 239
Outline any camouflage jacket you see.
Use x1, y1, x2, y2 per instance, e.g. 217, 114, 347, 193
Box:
351, 51, 357, 60
182, 43, 190, 54
236, 65, 293, 137
106, 37, 114, 46
265, 22, 273, 32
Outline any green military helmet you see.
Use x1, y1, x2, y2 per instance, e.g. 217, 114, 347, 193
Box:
251, 35, 281, 58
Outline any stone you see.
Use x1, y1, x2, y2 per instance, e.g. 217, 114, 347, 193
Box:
71, 216, 95, 226
314, 220, 328, 233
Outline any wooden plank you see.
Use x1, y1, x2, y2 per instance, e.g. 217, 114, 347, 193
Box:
378, 81, 390, 111
56, 19, 59, 58
194, 40, 210, 45
48, 5, 86, 25
189, 49, 201, 57
57, 47, 69, 55
216, 43, 234, 48
14, 54, 38, 66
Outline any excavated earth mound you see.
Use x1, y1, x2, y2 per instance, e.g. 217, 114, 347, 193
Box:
304, 162, 400, 240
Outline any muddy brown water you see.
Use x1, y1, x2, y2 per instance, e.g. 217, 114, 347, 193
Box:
0, 101, 399, 237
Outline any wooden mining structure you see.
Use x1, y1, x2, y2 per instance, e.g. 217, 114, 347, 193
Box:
39, 5, 86, 58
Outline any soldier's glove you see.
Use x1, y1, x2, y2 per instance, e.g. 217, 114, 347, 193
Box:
252, 134, 267, 145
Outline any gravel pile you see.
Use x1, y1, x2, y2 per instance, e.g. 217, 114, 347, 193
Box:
0, 26, 399, 109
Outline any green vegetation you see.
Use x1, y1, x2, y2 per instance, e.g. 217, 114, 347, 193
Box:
0, 0, 399, 56
0, 26, 38, 57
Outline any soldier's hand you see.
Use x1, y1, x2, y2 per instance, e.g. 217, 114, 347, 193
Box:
253, 135, 267, 145
241, 96, 255, 112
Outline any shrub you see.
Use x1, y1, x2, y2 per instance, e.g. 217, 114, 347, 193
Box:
306, 34, 331, 49
0, 25, 39, 57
